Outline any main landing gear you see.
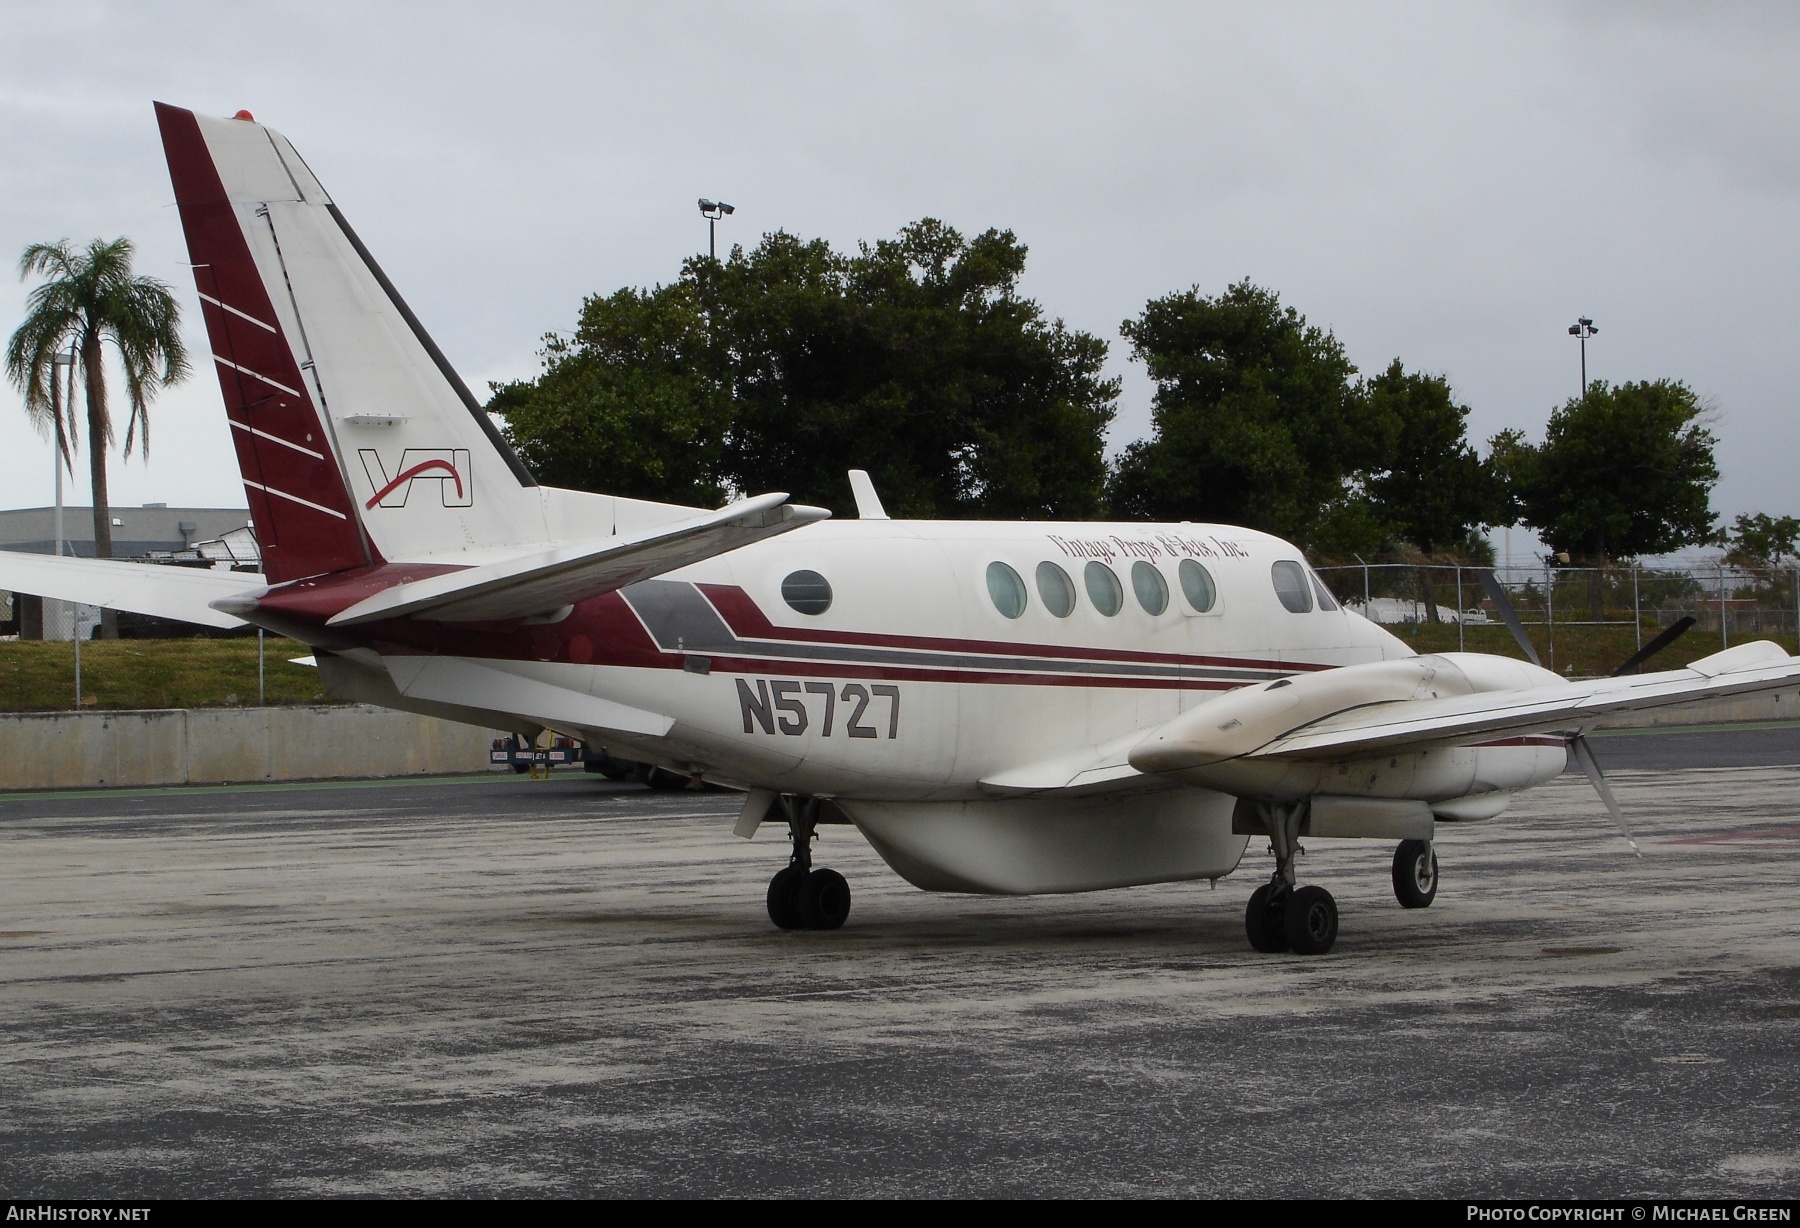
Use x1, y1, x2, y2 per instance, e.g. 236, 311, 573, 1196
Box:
1243, 801, 1339, 956
1392, 838, 1438, 909
766, 797, 852, 932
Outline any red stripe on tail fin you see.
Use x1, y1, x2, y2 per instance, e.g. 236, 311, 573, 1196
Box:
154, 102, 378, 583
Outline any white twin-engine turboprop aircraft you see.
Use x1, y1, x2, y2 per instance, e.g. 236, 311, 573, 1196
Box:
7, 103, 1798, 955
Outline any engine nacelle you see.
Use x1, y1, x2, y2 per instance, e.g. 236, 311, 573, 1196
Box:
1129, 652, 1567, 803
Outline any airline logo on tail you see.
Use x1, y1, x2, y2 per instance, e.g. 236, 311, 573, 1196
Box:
359, 449, 473, 509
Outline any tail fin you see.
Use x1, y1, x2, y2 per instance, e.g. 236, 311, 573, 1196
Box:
155, 103, 544, 582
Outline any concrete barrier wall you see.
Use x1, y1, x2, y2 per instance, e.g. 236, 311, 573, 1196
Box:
0, 689, 1793, 792
1600, 689, 1799, 729
0, 705, 499, 791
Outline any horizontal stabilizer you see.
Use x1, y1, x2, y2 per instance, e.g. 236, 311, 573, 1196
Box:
383, 654, 672, 737
328, 493, 828, 626
0, 552, 261, 630
1247, 641, 1800, 761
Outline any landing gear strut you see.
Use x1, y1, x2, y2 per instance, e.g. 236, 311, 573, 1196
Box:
766, 797, 851, 931
1243, 800, 1338, 955
1392, 839, 1437, 909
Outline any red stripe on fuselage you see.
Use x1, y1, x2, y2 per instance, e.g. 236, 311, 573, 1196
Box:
695, 582, 1328, 673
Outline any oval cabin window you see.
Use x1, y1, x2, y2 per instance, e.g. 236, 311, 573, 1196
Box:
1036, 561, 1076, 618
1132, 561, 1169, 615
1179, 559, 1217, 613
987, 561, 1028, 619
781, 569, 833, 615
1084, 561, 1123, 616
1270, 560, 1314, 613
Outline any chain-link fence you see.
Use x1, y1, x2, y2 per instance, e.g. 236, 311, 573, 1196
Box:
1315, 561, 1800, 668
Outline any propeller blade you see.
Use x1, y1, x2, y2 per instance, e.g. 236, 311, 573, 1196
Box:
1609, 616, 1697, 677
1479, 570, 1541, 667
1570, 734, 1642, 858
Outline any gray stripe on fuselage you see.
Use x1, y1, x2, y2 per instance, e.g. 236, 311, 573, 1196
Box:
619, 579, 1291, 683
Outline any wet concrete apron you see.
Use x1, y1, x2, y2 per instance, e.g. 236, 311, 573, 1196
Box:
1, 738, 1797, 1196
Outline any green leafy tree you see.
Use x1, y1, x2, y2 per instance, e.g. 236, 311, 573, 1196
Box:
1724, 512, 1800, 570
1493, 380, 1719, 618
1361, 360, 1507, 620
1108, 280, 1389, 546
1495, 380, 1718, 561
488, 279, 731, 507
492, 219, 1118, 519
6, 238, 188, 637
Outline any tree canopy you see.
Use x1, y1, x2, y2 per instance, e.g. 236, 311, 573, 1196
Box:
1724, 512, 1800, 570
1491, 379, 1719, 563
5, 237, 188, 604
490, 219, 1118, 518
1360, 360, 1507, 557
1106, 280, 1392, 547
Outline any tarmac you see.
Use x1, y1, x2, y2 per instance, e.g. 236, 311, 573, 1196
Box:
2, 723, 1798, 1198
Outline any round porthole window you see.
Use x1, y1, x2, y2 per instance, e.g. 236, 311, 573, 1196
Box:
986, 561, 1027, 619
1179, 559, 1217, 613
1036, 561, 1076, 618
1132, 560, 1168, 615
781, 569, 833, 615
1084, 560, 1123, 616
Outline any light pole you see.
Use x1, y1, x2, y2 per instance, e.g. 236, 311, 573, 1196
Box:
697, 198, 735, 260
1568, 316, 1598, 395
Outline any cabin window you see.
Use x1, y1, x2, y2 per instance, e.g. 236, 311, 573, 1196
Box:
1271, 560, 1313, 613
1132, 561, 1168, 615
986, 561, 1028, 619
1084, 561, 1123, 616
1309, 570, 1340, 611
1036, 561, 1076, 618
780, 569, 833, 615
1178, 559, 1217, 613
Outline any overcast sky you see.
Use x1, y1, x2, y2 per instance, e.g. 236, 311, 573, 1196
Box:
2, 1, 1795, 546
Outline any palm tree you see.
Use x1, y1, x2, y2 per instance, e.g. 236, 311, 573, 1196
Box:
5, 237, 189, 635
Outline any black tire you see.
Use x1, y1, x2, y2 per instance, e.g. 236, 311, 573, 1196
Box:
593, 758, 635, 781
1392, 839, 1438, 909
797, 868, 851, 931
1284, 885, 1339, 955
644, 767, 690, 791
766, 866, 805, 930
1245, 883, 1289, 953
510, 761, 531, 775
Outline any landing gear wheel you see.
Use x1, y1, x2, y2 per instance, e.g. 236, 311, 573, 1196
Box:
797, 868, 851, 930
1284, 885, 1338, 955
1245, 883, 1290, 953
1392, 839, 1438, 909
766, 865, 805, 930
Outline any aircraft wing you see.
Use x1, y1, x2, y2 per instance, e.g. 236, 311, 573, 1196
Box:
0, 551, 261, 630
992, 641, 1800, 796
1244, 641, 1800, 762
327, 493, 828, 626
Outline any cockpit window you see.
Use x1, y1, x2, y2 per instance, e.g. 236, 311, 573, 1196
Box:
1084, 561, 1123, 616
987, 561, 1027, 619
1271, 560, 1313, 613
1036, 561, 1076, 618
1309, 570, 1339, 611
1132, 561, 1169, 615
781, 569, 833, 615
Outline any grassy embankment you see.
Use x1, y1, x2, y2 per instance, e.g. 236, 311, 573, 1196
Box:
0, 621, 1786, 712
0, 637, 325, 712
1393, 621, 1793, 676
